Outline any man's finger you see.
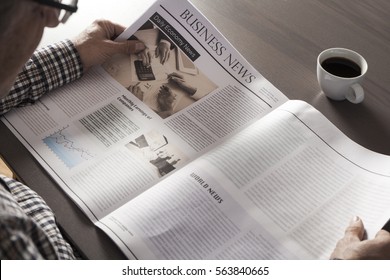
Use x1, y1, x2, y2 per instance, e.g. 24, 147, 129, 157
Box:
375, 229, 390, 240
344, 216, 365, 241
109, 40, 145, 56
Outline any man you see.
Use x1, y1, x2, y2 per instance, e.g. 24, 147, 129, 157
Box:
0, 0, 389, 259
330, 216, 390, 259
0, 0, 145, 114
0, 0, 145, 259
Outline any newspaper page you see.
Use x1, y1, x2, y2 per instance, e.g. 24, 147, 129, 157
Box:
1, 0, 288, 222
99, 100, 390, 259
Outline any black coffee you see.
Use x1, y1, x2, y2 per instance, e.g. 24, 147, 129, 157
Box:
321, 57, 361, 78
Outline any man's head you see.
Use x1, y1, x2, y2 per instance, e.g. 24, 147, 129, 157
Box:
0, 0, 16, 31
0, 0, 62, 99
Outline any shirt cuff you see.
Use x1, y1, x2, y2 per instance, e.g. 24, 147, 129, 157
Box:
34, 39, 84, 93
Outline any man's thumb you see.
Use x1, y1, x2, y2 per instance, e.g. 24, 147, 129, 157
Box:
118, 40, 145, 55
344, 216, 365, 241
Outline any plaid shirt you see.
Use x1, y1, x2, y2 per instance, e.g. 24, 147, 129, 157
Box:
0, 40, 83, 259
0, 40, 83, 115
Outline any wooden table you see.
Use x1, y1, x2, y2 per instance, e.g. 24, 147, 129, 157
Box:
1, 0, 390, 259
193, 0, 390, 155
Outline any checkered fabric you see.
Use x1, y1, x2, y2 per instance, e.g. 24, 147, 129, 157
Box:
0, 39, 83, 115
0, 40, 83, 259
0, 175, 76, 259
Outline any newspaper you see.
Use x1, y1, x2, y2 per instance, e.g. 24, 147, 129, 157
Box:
2, 0, 390, 259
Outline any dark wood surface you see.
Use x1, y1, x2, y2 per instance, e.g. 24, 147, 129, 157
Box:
1, 0, 390, 259
193, 0, 390, 155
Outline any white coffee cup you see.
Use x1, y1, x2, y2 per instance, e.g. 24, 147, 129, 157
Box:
317, 48, 368, 104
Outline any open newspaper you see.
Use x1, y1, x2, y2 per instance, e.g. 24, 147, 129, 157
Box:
2, 0, 390, 259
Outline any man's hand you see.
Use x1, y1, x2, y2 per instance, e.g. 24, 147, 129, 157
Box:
330, 216, 390, 259
72, 20, 145, 72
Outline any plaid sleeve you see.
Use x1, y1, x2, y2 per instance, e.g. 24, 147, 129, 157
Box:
0, 175, 76, 259
0, 39, 83, 115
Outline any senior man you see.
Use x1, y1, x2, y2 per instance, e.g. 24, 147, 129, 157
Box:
0, 0, 389, 259
0, 0, 145, 259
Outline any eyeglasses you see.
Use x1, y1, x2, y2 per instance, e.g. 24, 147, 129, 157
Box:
32, 0, 78, 23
